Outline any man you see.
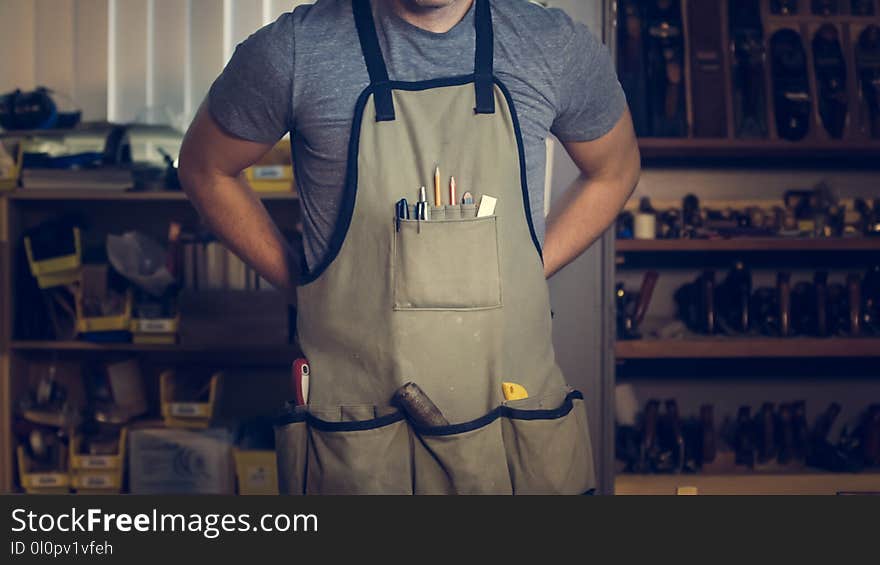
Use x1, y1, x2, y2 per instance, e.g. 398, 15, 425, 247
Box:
179, 0, 639, 495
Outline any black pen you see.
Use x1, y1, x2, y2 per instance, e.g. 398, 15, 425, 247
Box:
396, 198, 409, 231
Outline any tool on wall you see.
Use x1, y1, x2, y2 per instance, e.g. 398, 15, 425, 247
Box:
812, 25, 849, 139
728, 0, 767, 137
675, 270, 716, 335
645, 0, 687, 137
855, 25, 880, 139
618, 0, 651, 136
715, 262, 752, 335
771, 0, 800, 14
687, 0, 728, 137
812, 0, 839, 15
771, 29, 812, 141
616, 271, 659, 340
851, 0, 875, 15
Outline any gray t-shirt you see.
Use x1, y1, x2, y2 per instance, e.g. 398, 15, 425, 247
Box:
209, 0, 625, 270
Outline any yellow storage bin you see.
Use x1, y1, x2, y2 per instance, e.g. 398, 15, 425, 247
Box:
76, 289, 133, 334
0, 140, 22, 191
70, 430, 126, 493
246, 165, 294, 192
160, 370, 224, 428
24, 227, 82, 289
17, 446, 70, 494
245, 139, 294, 193
234, 449, 279, 495
70, 429, 127, 471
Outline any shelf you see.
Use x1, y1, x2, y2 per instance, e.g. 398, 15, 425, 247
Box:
616, 238, 880, 253
11, 340, 300, 354
615, 338, 880, 359
3, 190, 297, 202
638, 138, 880, 162
615, 472, 880, 495
618, 472, 880, 495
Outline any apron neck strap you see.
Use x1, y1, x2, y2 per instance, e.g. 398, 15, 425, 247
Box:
353, 0, 396, 121
473, 0, 495, 114
352, 0, 496, 122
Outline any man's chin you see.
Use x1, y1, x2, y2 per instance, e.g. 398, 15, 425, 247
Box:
401, 0, 463, 10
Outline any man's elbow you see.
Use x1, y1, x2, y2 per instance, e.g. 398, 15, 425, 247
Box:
177, 148, 215, 200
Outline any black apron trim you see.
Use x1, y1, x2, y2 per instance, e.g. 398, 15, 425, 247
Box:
273, 390, 584, 433
298, 74, 542, 286
352, 0, 396, 121
495, 79, 543, 260
414, 390, 584, 437
352, 0, 495, 121
306, 410, 406, 432
474, 0, 496, 114
274, 408, 307, 427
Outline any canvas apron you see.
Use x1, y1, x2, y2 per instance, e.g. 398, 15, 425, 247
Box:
275, 0, 595, 495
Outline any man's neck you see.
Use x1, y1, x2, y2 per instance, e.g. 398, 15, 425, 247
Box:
386, 0, 474, 34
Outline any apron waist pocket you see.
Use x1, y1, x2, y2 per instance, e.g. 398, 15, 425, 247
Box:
274, 390, 594, 495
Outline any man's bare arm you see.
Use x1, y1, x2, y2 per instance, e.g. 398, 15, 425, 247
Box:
178, 104, 300, 298
543, 109, 641, 278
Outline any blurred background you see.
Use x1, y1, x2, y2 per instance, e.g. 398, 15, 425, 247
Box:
0, 0, 877, 496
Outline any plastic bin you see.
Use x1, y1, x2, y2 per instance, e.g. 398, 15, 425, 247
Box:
0, 140, 22, 191
17, 446, 70, 494
70, 430, 126, 493
76, 289, 133, 334
160, 370, 224, 428
233, 449, 279, 495
24, 226, 82, 288
244, 139, 294, 193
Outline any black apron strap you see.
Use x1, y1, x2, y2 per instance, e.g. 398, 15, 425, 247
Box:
474, 0, 495, 114
352, 0, 495, 120
352, 0, 396, 121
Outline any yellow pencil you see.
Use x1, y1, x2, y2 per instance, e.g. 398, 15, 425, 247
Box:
434, 166, 442, 207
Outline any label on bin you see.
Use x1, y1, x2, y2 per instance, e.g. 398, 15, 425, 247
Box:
169, 403, 209, 418
81, 475, 111, 487
136, 319, 175, 333
79, 455, 114, 469
35, 474, 64, 486
253, 166, 286, 180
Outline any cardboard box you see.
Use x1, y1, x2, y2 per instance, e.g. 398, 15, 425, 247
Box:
128, 427, 234, 494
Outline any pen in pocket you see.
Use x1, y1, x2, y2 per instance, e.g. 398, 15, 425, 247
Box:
417, 186, 429, 220
396, 198, 409, 231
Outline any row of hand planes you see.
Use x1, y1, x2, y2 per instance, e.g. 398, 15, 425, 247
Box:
619, 0, 880, 140
616, 264, 880, 339
617, 399, 880, 474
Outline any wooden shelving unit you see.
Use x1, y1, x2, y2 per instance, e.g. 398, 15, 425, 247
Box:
11, 340, 301, 354
6, 189, 298, 201
0, 188, 300, 493
615, 472, 880, 495
616, 238, 880, 253
638, 138, 880, 161
616, 338, 880, 360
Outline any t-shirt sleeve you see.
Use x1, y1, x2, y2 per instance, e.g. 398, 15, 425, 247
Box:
550, 17, 627, 142
208, 12, 295, 144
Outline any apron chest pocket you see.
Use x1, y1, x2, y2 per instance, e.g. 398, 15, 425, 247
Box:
393, 216, 502, 311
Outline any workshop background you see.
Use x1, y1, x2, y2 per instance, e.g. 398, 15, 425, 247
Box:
0, 0, 878, 496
